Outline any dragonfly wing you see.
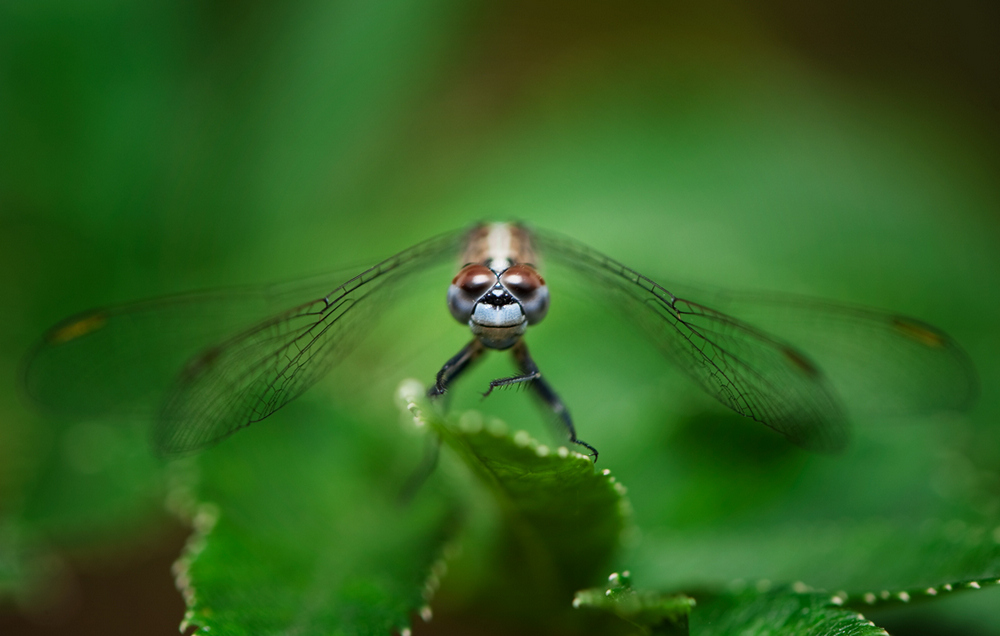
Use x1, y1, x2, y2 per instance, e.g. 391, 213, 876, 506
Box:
153, 229, 466, 454
24, 228, 467, 455
153, 288, 368, 453
23, 289, 293, 418
534, 228, 849, 452
663, 290, 979, 416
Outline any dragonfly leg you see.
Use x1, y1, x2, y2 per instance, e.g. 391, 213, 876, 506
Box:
429, 339, 487, 397
507, 340, 599, 463
482, 368, 540, 396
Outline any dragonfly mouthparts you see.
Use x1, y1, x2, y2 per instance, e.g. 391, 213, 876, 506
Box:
469, 289, 528, 349
471, 298, 525, 328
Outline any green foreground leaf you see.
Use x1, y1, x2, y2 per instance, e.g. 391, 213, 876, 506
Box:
173, 380, 631, 635
632, 517, 1000, 610
691, 586, 888, 636
574, 570, 694, 635
172, 403, 461, 636
397, 380, 630, 616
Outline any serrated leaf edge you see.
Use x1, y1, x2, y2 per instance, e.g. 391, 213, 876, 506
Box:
172, 501, 219, 633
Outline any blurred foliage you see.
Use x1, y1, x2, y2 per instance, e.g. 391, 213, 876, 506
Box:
3, 0, 1000, 634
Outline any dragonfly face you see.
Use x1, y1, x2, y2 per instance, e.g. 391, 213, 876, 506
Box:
21, 220, 978, 461
448, 262, 550, 350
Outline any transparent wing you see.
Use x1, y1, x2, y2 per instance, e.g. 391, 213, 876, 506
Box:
534, 228, 977, 452
671, 291, 979, 417
23, 271, 360, 416
22, 228, 467, 455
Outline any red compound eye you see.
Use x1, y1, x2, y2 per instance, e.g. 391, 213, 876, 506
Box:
500, 265, 544, 295
453, 264, 495, 297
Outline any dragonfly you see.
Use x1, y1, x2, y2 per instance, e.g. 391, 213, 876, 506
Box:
21, 222, 978, 461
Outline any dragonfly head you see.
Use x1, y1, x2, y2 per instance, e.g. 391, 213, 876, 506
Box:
447, 263, 549, 349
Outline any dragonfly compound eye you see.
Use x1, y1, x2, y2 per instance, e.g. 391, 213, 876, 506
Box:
448, 264, 497, 323
500, 264, 549, 324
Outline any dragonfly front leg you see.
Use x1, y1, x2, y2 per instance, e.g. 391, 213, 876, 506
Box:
429, 339, 487, 397
495, 340, 599, 462
482, 357, 540, 397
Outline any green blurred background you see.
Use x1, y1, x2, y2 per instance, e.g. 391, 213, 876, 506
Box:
2, 1, 999, 634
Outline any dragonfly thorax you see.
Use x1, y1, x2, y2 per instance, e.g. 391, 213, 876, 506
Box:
447, 262, 549, 349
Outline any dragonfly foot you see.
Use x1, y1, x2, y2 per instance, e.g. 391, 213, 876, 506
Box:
574, 438, 599, 463
427, 384, 447, 399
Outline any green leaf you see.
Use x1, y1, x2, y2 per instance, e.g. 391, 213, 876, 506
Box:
630, 517, 1000, 609
836, 519, 1000, 609
397, 380, 630, 612
691, 586, 888, 636
173, 401, 461, 636
574, 570, 694, 635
